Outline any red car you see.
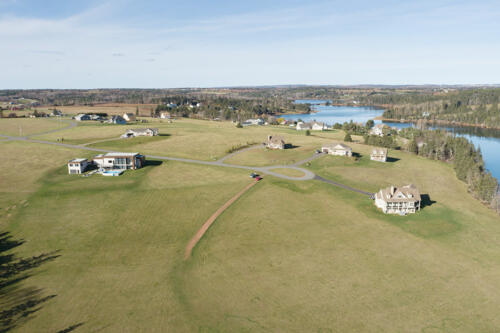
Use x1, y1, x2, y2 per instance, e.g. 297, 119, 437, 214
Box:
255, 176, 263, 181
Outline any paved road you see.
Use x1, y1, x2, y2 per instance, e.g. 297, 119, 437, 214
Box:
0, 123, 373, 195
314, 175, 374, 197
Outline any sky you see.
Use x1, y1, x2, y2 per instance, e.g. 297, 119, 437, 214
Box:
1, 0, 500, 88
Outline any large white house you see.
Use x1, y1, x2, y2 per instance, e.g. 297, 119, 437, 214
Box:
121, 128, 159, 138
374, 184, 421, 215
321, 143, 352, 156
67, 158, 89, 174
93, 152, 146, 170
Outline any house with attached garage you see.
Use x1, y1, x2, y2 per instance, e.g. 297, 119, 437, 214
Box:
67, 158, 89, 174
374, 184, 421, 215
93, 152, 146, 170
121, 128, 159, 138
321, 143, 352, 156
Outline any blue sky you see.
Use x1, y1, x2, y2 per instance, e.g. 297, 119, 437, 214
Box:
1, 0, 500, 88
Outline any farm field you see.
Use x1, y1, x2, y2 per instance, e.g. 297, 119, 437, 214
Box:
1, 118, 500, 332
37, 103, 158, 116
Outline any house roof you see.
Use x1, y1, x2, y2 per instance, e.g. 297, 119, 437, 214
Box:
323, 142, 351, 150
68, 158, 87, 163
127, 128, 158, 134
268, 135, 285, 144
94, 152, 141, 158
375, 184, 421, 203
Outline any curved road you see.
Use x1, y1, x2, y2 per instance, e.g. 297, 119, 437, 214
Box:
0, 120, 373, 196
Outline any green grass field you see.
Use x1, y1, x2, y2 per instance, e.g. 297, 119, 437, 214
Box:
0, 118, 69, 136
1, 119, 500, 332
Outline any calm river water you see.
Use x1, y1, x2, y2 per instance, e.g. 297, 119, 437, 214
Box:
283, 101, 500, 182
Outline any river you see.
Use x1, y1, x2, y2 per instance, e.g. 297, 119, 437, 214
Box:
282, 101, 500, 182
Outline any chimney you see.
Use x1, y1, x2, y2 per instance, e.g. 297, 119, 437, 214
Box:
390, 186, 395, 195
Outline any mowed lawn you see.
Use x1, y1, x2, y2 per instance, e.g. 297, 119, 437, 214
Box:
0, 118, 69, 136
2, 121, 500, 332
1, 141, 252, 332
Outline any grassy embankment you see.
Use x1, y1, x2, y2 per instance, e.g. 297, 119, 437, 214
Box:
1, 118, 500, 332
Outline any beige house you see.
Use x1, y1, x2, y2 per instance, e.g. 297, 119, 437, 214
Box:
322, 143, 352, 156
375, 184, 421, 215
68, 158, 89, 174
267, 135, 285, 149
123, 113, 136, 122
371, 148, 388, 162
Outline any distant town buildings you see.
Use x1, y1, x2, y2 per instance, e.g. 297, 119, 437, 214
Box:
375, 184, 421, 215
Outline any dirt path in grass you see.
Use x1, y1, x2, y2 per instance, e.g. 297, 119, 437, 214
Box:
184, 179, 259, 260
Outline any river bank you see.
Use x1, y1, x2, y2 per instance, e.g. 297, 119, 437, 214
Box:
381, 118, 500, 131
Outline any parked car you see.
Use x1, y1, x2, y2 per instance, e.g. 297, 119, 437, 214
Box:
255, 176, 263, 181
250, 173, 258, 178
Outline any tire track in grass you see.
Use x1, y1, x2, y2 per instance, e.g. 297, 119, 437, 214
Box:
184, 179, 260, 260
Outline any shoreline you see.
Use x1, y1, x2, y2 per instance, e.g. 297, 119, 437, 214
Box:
381, 118, 500, 131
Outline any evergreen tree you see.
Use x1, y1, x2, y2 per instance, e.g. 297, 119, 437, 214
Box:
344, 132, 353, 142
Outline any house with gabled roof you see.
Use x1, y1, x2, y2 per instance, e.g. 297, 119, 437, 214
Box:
266, 135, 285, 149
322, 143, 352, 156
374, 184, 421, 214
